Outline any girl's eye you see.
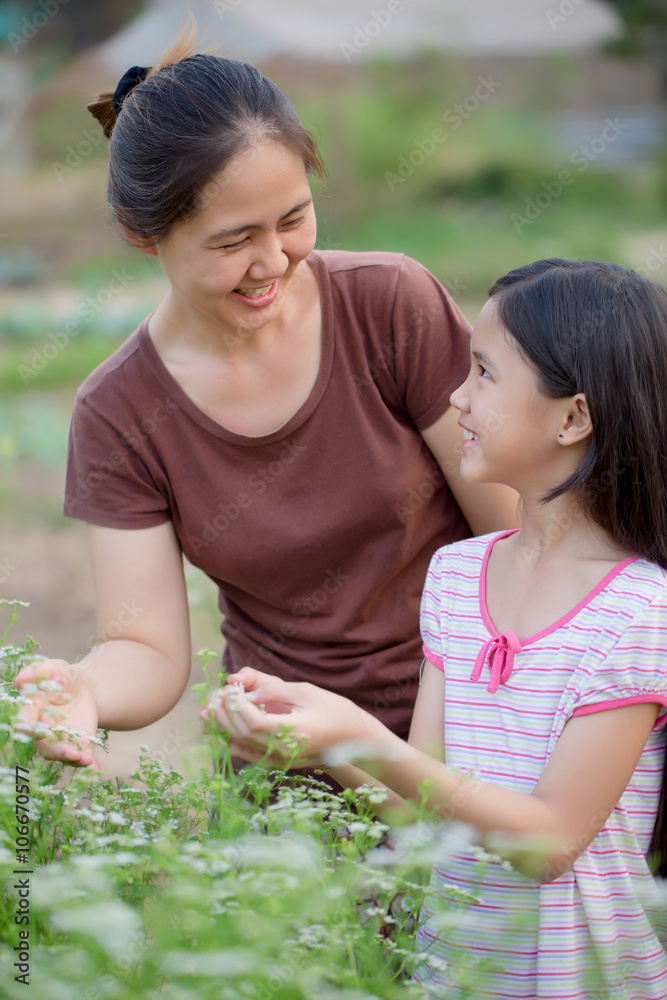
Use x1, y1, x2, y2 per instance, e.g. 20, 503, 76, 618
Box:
281, 216, 304, 229
478, 364, 491, 379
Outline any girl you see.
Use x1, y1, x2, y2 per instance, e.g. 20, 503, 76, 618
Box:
13, 23, 517, 769
210, 258, 667, 998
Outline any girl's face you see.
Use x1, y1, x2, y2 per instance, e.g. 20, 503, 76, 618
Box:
450, 298, 587, 496
149, 139, 317, 335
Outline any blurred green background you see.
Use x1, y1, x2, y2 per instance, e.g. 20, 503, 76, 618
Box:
1, 0, 665, 772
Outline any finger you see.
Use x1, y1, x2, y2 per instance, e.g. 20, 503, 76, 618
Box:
14, 701, 44, 732
227, 667, 276, 692
235, 679, 301, 714
14, 662, 56, 688
34, 736, 98, 769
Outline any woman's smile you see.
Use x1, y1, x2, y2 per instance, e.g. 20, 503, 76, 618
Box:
232, 280, 279, 307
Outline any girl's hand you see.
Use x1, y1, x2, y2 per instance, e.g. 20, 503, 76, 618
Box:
201, 666, 383, 768
13, 660, 100, 769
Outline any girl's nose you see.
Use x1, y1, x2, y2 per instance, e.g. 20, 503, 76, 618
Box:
450, 375, 470, 412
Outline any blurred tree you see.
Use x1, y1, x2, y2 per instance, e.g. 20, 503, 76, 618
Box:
1, 0, 148, 58
600, 0, 667, 93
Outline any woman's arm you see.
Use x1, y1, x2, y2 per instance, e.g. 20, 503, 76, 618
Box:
421, 405, 521, 535
215, 664, 660, 882
15, 521, 192, 765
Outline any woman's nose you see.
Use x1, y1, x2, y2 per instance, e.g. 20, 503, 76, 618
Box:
247, 236, 289, 281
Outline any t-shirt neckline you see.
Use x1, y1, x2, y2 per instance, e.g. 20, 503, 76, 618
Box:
479, 528, 640, 646
136, 251, 334, 447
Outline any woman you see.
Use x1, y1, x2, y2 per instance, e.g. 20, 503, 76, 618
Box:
15, 25, 518, 768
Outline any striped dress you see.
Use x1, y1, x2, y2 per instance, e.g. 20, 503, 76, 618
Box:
414, 529, 667, 999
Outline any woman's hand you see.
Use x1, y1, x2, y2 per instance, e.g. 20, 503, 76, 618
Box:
201, 666, 385, 768
14, 660, 100, 769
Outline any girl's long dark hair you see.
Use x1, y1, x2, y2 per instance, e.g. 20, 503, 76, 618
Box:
488, 258, 667, 876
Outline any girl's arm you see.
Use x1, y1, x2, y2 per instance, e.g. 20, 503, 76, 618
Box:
421, 405, 521, 535
215, 664, 659, 882
321, 659, 448, 823
14, 522, 193, 766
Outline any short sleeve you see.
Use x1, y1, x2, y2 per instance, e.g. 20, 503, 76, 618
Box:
391, 256, 471, 432
64, 395, 171, 529
420, 548, 447, 671
571, 595, 667, 730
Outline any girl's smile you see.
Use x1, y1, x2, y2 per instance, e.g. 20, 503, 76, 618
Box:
450, 298, 591, 498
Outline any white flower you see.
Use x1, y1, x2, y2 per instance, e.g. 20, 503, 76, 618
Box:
107, 812, 128, 826
38, 680, 64, 692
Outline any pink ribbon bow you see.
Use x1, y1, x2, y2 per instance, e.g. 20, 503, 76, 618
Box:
471, 631, 522, 694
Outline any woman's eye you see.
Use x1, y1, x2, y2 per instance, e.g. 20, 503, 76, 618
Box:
281, 216, 304, 229
218, 238, 249, 252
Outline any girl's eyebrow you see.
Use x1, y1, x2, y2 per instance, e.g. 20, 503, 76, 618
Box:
204, 199, 312, 242
472, 349, 496, 370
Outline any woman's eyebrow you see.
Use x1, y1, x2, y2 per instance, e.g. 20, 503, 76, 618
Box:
204, 199, 312, 242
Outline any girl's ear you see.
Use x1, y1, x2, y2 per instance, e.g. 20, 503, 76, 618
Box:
558, 393, 593, 445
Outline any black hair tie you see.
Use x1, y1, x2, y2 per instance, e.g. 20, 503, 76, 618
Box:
112, 65, 151, 115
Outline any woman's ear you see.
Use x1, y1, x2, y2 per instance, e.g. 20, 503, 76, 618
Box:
558, 393, 593, 445
118, 221, 159, 257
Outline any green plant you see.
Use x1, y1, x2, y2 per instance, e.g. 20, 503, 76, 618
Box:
0, 603, 487, 999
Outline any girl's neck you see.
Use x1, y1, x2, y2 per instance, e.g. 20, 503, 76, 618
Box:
513, 493, 634, 569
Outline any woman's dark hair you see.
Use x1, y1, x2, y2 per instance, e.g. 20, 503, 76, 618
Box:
489, 258, 667, 875
87, 20, 327, 247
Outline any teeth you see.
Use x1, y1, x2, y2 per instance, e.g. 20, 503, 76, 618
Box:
463, 429, 478, 440
236, 284, 273, 298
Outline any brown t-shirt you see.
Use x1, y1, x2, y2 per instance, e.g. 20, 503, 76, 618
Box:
64, 250, 471, 738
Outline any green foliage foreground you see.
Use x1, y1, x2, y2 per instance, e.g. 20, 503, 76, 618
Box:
0, 602, 485, 1000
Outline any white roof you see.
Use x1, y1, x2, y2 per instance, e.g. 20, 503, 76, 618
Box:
100, 0, 621, 68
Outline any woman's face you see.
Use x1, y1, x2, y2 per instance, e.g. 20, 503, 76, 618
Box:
150, 139, 317, 336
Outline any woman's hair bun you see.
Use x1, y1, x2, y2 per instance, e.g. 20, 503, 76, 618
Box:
86, 91, 117, 140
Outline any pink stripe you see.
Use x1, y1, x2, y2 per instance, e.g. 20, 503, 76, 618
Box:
571, 695, 667, 730
479, 530, 640, 645
422, 642, 444, 671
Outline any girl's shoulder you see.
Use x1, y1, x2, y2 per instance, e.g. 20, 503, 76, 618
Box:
603, 555, 667, 616
426, 531, 507, 583
430, 530, 513, 566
